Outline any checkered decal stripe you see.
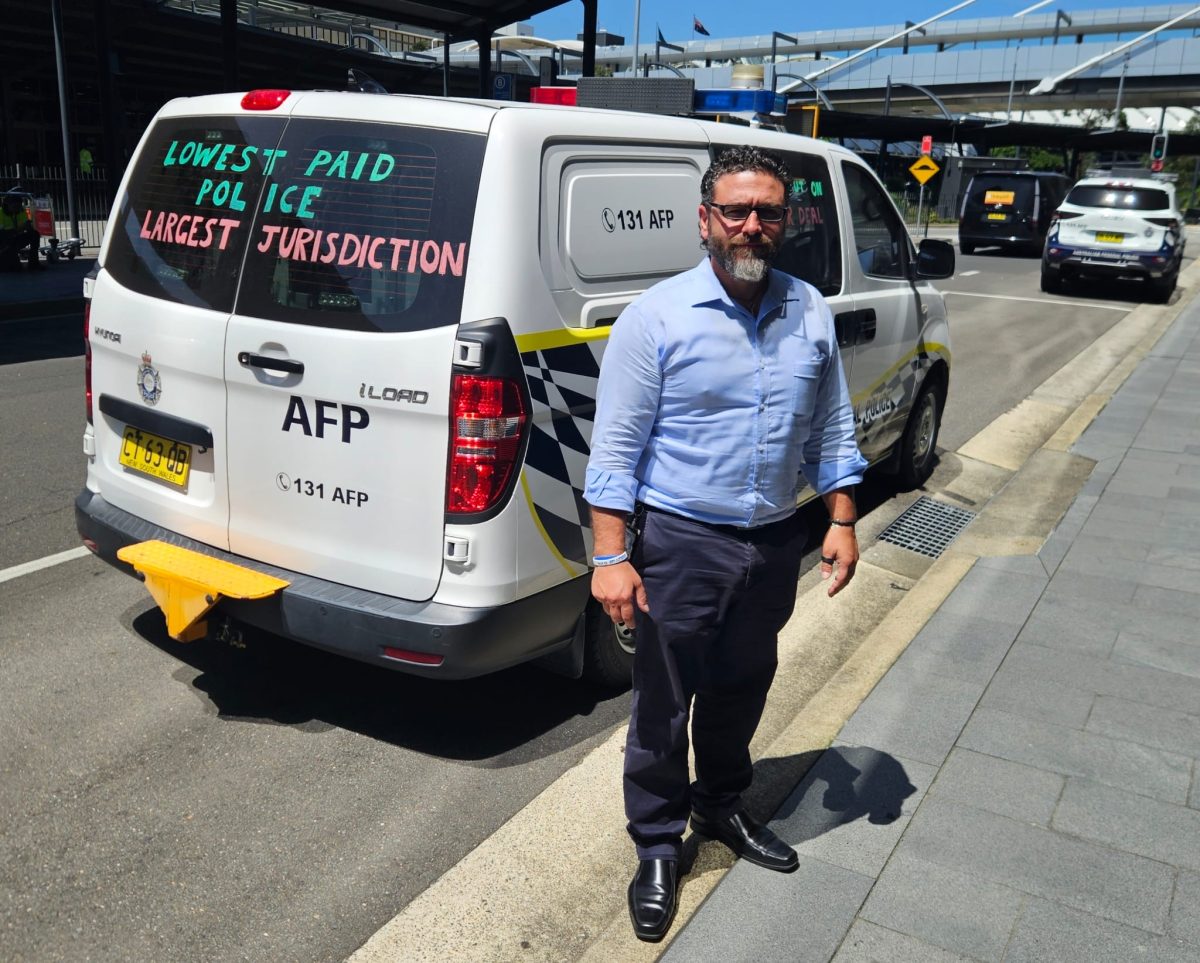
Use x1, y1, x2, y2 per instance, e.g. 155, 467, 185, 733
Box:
520, 341, 605, 566
855, 349, 928, 446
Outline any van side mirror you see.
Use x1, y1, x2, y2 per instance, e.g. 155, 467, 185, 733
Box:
914, 238, 955, 280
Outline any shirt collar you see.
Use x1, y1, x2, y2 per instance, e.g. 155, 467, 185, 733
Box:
690, 256, 791, 322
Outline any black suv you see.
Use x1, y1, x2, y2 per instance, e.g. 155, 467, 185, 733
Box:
958, 171, 1072, 256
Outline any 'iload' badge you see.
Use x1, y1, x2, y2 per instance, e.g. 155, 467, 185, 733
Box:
137, 350, 162, 406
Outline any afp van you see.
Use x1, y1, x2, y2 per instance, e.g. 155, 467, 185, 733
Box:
76, 88, 955, 687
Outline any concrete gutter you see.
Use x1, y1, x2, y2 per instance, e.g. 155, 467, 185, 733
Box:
347, 256, 1200, 963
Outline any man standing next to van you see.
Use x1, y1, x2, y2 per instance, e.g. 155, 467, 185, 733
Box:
584, 145, 866, 942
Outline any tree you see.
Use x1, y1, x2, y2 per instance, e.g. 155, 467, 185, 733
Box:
986, 145, 1065, 172
1163, 115, 1200, 210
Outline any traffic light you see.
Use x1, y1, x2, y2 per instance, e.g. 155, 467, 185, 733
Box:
1151, 133, 1169, 162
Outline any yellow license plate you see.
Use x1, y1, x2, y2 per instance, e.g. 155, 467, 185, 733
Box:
1096, 231, 1124, 243
119, 426, 192, 488
986, 212, 1008, 221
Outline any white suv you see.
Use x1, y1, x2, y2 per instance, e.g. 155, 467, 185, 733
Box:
1041, 175, 1185, 301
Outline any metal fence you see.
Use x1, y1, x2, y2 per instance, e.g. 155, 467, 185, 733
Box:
1, 165, 110, 250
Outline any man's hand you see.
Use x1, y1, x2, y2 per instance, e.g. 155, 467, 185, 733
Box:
592, 562, 650, 625
819, 524, 859, 597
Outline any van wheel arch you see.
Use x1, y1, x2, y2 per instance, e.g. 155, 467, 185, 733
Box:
896, 367, 946, 490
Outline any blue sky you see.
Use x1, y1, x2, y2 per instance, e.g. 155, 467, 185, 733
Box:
528, 0, 1157, 42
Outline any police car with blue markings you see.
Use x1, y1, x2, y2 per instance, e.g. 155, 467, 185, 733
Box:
76, 86, 954, 687
1041, 173, 1185, 302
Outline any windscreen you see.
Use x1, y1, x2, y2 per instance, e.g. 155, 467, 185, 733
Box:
235, 118, 485, 332
1065, 185, 1171, 211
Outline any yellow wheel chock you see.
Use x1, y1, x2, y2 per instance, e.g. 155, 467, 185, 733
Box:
117, 540, 290, 643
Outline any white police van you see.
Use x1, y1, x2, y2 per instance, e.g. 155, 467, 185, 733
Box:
76, 88, 954, 686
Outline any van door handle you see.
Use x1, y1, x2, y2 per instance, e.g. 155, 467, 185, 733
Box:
238, 351, 304, 375
833, 311, 858, 349
857, 308, 877, 344
834, 309, 877, 348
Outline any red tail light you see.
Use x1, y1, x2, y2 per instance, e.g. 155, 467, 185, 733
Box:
84, 300, 93, 424
447, 375, 526, 515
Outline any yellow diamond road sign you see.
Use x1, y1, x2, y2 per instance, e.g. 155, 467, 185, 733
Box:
909, 156, 940, 185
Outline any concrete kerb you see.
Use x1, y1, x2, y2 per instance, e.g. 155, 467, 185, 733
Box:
346, 261, 1200, 963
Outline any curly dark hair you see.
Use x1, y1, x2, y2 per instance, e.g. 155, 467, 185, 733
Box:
700, 146, 790, 205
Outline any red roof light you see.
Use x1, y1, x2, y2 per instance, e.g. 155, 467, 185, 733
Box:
530, 86, 577, 106
241, 89, 291, 111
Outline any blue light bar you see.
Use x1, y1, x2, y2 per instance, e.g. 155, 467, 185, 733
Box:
693, 89, 787, 117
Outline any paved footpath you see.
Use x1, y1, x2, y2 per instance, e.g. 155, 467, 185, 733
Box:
664, 291, 1200, 962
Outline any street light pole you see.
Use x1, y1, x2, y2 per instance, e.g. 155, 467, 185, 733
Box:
631, 0, 641, 75
50, 0, 79, 239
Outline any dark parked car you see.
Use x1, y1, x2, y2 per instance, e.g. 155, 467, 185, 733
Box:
958, 171, 1072, 256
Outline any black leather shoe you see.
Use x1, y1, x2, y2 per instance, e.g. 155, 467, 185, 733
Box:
690, 809, 799, 872
627, 857, 678, 942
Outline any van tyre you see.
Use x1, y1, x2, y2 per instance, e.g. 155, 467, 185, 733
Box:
582, 598, 635, 689
897, 382, 942, 490
1040, 266, 1062, 294
959, 241, 974, 256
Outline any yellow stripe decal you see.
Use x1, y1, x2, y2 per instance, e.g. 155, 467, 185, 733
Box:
850, 341, 950, 405
520, 473, 582, 578
515, 327, 612, 355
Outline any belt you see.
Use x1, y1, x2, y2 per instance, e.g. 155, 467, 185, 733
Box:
640, 503, 794, 540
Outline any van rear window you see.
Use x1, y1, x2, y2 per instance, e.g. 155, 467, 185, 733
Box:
1065, 185, 1171, 211
106, 116, 484, 332
968, 176, 1035, 209
235, 119, 484, 332
105, 118, 285, 311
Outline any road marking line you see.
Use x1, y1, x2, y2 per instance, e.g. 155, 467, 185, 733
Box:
957, 269, 980, 277
0, 546, 92, 585
940, 290, 1129, 310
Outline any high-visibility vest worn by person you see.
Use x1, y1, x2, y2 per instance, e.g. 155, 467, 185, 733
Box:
0, 205, 33, 231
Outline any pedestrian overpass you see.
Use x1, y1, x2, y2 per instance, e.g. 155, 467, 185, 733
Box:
476, 4, 1200, 122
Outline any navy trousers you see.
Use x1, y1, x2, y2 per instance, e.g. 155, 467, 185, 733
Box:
624, 507, 807, 860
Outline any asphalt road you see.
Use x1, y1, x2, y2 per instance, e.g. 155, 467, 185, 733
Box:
0, 243, 1189, 962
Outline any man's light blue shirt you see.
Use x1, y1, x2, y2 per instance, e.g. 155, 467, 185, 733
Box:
584, 257, 867, 527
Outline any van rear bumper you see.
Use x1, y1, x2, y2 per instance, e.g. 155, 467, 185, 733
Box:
75, 489, 590, 679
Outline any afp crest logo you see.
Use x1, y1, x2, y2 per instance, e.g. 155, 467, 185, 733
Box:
137, 350, 162, 406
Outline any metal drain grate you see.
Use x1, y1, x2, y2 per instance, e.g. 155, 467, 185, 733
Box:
877, 496, 975, 558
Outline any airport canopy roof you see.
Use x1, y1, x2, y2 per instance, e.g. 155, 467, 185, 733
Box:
309, 0, 570, 38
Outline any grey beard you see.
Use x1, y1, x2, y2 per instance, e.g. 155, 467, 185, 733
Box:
707, 240, 773, 282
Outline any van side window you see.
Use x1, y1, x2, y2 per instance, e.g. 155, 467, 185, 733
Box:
235, 119, 486, 333
105, 118, 285, 311
842, 162, 909, 280
712, 146, 842, 297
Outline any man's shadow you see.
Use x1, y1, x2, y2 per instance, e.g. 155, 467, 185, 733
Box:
771, 745, 918, 833
680, 745, 917, 874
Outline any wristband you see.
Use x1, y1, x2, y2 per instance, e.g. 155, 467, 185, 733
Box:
592, 551, 629, 567
829, 518, 857, 528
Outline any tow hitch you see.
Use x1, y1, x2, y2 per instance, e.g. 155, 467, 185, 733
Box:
117, 540, 289, 642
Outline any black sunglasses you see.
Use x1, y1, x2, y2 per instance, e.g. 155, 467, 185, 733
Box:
706, 203, 788, 224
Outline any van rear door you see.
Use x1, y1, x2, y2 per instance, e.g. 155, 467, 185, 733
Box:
92, 116, 286, 551
224, 119, 486, 600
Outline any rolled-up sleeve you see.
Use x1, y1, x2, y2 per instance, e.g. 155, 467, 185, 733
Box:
584, 306, 662, 512
800, 303, 867, 495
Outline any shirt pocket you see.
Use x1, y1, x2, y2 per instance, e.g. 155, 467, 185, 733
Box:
792, 359, 823, 417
